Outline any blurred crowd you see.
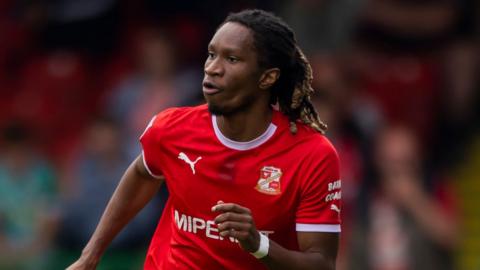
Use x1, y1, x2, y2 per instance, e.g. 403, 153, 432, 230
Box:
0, 0, 478, 269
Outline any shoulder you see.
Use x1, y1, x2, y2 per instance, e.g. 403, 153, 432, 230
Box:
272, 110, 339, 162
300, 133, 340, 174
147, 104, 209, 132
290, 125, 339, 161
308, 133, 339, 160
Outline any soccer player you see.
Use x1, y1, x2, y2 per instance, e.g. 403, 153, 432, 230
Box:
67, 9, 341, 270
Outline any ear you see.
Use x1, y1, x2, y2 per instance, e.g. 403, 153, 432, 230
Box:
259, 68, 280, 90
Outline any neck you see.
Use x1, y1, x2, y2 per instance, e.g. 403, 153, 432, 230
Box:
216, 103, 273, 142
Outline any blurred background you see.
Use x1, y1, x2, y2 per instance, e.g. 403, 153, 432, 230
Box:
0, 0, 478, 269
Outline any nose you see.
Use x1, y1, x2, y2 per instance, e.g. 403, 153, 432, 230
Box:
204, 57, 223, 77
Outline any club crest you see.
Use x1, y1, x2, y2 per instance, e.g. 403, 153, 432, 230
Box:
255, 166, 282, 195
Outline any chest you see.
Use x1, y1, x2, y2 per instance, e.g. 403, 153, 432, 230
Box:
159, 139, 305, 230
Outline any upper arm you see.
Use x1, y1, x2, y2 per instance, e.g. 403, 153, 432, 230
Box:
295, 140, 341, 267
120, 155, 164, 201
296, 142, 341, 231
134, 154, 164, 181
139, 108, 179, 179
297, 231, 339, 268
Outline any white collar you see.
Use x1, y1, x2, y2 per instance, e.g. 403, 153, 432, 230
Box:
211, 115, 277, 151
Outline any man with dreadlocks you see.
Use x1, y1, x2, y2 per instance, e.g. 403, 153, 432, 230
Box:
68, 9, 341, 270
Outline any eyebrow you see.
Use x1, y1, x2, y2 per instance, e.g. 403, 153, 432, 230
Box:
208, 43, 243, 54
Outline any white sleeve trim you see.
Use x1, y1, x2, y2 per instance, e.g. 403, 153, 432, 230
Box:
139, 115, 157, 140
296, 223, 341, 233
142, 151, 163, 179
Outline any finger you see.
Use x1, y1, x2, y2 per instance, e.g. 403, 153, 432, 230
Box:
211, 201, 225, 212
221, 228, 250, 240
211, 203, 251, 214
217, 221, 252, 237
217, 221, 252, 232
214, 212, 252, 224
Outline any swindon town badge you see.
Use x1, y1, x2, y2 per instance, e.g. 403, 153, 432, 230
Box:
255, 166, 282, 195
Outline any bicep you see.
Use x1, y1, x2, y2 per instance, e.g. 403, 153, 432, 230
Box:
134, 154, 165, 182
108, 155, 165, 212
297, 231, 339, 266
121, 155, 165, 199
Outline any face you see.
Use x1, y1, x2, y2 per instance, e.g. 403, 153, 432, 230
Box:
203, 22, 265, 116
375, 126, 420, 176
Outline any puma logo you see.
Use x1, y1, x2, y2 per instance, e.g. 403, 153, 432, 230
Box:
330, 204, 341, 213
178, 152, 202, 175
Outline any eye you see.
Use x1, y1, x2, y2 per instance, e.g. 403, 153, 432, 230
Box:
227, 56, 239, 63
207, 52, 215, 59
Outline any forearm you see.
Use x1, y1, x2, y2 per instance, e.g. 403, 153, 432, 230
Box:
212, 203, 339, 270
79, 157, 163, 263
261, 239, 336, 270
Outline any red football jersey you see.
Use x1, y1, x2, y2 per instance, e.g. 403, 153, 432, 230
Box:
140, 105, 341, 270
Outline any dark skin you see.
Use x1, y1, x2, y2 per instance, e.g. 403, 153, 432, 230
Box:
206, 22, 338, 269
67, 22, 338, 270
66, 156, 163, 270
203, 22, 279, 142
212, 201, 338, 270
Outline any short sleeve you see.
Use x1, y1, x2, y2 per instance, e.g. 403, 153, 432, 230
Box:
296, 141, 342, 233
139, 108, 177, 179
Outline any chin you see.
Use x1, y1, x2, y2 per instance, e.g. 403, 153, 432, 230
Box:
206, 95, 255, 116
207, 103, 229, 116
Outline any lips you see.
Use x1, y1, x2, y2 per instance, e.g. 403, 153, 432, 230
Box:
202, 80, 222, 95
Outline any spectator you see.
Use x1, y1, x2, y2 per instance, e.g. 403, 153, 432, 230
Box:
104, 26, 201, 159
0, 122, 59, 269
309, 53, 367, 270
348, 125, 459, 270
53, 117, 166, 269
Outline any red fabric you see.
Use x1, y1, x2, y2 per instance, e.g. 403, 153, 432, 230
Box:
140, 105, 341, 269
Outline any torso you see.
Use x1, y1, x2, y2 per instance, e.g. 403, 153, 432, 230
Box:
141, 105, 340, 269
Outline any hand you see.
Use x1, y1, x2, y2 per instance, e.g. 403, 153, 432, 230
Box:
66, 257, 98, 270
383, 174, 423, 210
212, 201, 260, 253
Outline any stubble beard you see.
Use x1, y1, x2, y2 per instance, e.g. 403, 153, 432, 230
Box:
207, 94, 257, 117
207, 102, 228, 116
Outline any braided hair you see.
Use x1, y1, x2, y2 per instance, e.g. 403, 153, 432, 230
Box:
224, 9, 327, 134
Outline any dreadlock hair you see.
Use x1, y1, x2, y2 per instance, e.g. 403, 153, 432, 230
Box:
224, 9, 327, 134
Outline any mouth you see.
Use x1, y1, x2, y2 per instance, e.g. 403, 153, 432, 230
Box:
202, 81, 222, 95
